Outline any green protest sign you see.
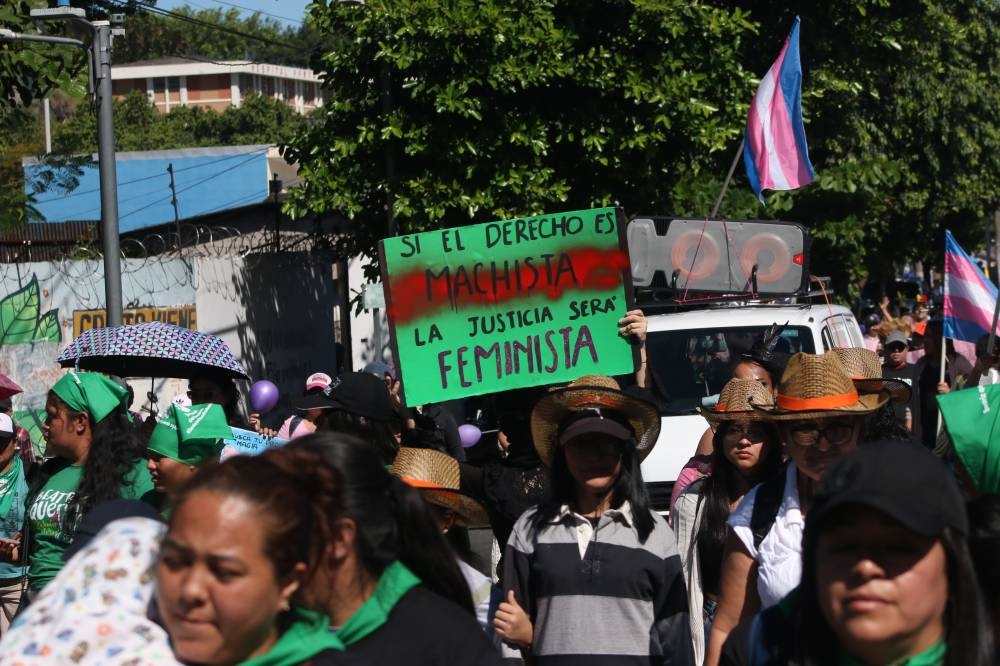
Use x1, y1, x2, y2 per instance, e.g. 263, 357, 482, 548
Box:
379, 207, 636, 406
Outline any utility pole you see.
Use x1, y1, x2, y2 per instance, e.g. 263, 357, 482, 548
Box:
167, 163, 182, 254
1, 7, 125, 327
93, 18, 124, 327
270, 174, 282, 253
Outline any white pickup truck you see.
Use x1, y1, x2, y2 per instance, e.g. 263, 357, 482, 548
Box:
625, 216, 865, 510
637, 302, 864, 510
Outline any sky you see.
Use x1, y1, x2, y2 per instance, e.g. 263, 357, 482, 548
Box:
153, 0, 313, 28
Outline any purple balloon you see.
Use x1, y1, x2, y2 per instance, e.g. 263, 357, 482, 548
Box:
249, 380, 279, 414
458, 423, 482, 449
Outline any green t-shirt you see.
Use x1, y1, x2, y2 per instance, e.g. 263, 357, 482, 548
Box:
28, 458, 156, 590
838, 641, 944, 666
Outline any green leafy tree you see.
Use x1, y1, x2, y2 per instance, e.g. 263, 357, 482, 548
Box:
0, 0, 89, 228
112, 5, 325, 68
285, 0, 1000, 295
52, 90, 306, 153
730, 3, 1000, 294
283, 0, 757, 281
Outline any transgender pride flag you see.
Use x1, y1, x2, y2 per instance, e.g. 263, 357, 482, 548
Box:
944, 230, 1000, 343
743, 16, 815, 203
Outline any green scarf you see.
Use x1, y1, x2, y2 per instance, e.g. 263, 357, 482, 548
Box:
51, 371, 128, 423
938, 384, 1000, 493
837, 641, 945, 666
0, 456, 22, 520
147, 403, 232, 465
336, 560, 421, 646
238, 608, 343, 666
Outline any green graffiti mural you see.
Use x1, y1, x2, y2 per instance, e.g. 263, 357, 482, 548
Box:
0, 276, 60, 345
14, 408, 46, 458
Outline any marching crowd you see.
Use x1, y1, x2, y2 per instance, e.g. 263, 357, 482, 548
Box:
0, 308, 994, 666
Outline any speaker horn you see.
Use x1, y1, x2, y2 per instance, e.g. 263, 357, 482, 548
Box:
627, 217, 809, 296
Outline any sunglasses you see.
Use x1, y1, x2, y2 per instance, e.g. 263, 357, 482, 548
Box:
788, 421, 856, 446
723, 424, 767, 442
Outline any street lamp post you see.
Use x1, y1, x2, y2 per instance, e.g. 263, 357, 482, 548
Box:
0, 8, 125, 327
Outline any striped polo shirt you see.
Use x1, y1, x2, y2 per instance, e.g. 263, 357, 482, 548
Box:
503, 502, 695, 666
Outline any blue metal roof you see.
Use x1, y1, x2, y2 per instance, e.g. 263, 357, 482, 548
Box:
25, 145, 271, 233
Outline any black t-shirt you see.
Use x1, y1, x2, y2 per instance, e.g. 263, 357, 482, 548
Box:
312, 586, 502, 666
917, 359, 949, 450
882, 362, 921, 442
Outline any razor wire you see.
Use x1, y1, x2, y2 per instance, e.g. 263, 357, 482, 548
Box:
1, 225, 345, 292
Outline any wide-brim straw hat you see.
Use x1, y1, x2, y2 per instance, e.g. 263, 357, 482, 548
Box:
831, 346, 912, 405
751, 351, 888, 420
698, 377, 775, 425
530, 375, 661, 466
390, 447, 489, 528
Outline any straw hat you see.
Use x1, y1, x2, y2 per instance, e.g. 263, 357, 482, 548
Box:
699, 378, 775, 425
751, 351, 888, 420
390, 447, 489, 528
831, 347, 911, 405
530, 375, 661, 466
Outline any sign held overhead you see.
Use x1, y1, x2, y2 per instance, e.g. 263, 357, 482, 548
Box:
379, 207, 636, 405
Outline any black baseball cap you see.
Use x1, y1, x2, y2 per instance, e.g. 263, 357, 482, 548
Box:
292, 371, 395, 421
557, 408, 634, 447
808, 439, 968, 537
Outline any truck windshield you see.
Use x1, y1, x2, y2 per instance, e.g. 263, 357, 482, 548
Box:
646, 325, 815, 414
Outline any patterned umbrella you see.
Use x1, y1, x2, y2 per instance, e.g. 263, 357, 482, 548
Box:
57, 322, 248, 380
0, 372, 22, 401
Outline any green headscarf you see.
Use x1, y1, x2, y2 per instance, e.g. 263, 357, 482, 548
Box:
938, 383, 1000, 493
51, 371, 129, 423
148, 403, 233, 465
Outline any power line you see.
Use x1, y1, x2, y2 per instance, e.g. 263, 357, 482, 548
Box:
173, 53, 256, 66
139, 4, 300, 51
199, 0, 304, 26
46, 148, 270, 203
119, 150, 264, 220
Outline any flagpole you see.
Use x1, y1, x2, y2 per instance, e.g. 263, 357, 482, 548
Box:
988, 293, 1000, 358
709, 138, 745, 218
937, 329, 947, 437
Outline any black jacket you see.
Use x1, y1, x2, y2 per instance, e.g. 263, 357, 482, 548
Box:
313, 586, 502, 666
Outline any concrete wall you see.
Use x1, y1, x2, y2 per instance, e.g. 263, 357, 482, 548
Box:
0, 252, 343, 451
348, 254, 390, 371
195, 252, 342, 420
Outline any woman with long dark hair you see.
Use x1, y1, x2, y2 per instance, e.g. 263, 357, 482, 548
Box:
494, 375, 694, 665
706, 353, 886, 666
673, 378, 783, 663
263, 433, 502, 665
22, 371, 156, 593
721, 440, 993, 666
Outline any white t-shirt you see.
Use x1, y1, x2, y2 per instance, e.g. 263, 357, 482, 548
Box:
727, 463, 804, 609
458, 559, 492, 632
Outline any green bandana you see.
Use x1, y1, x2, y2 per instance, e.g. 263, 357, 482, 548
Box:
336, 560, 421, 646
838, 641, 944, 666
147, 403, 232, 465
238, 608, 343, 666
51, 371, 128, 423
938, 384, 1000, 493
